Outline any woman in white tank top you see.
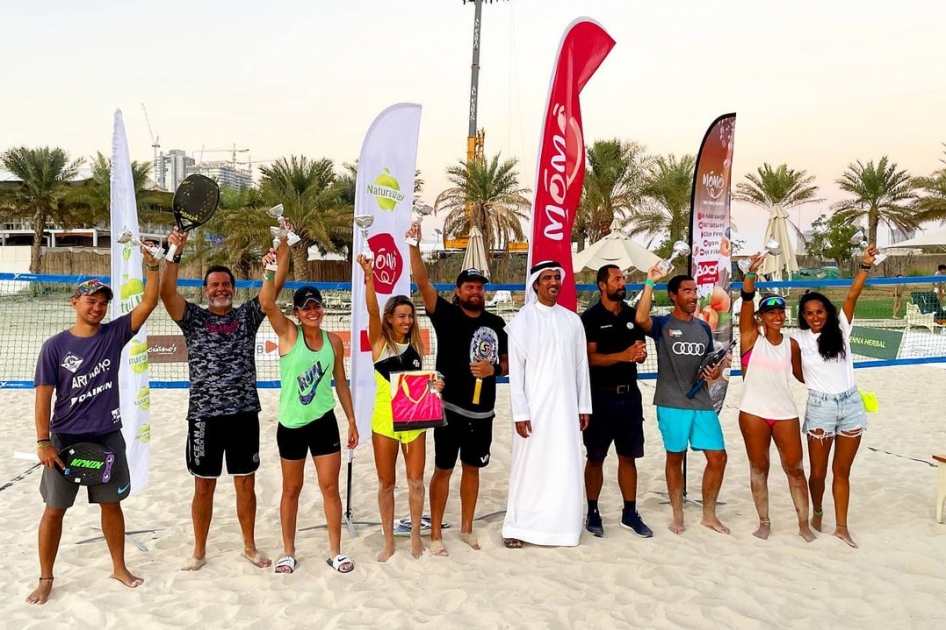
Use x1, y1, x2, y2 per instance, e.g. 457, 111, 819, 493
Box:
738, 253, 814, 542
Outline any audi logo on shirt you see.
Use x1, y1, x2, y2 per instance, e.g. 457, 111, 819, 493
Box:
671, 342, 706, 356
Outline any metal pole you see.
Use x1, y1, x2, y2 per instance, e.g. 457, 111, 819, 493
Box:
467, 0, 483, 164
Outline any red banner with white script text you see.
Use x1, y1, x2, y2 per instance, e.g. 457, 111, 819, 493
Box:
527, 19, 615, 311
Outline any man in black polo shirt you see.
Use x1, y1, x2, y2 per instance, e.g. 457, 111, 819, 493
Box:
581, 264, 653, 538
407, 224, 508, 557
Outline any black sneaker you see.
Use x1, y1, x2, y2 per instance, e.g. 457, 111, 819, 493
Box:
621, 510, 654, 538
585, 510, 604, 537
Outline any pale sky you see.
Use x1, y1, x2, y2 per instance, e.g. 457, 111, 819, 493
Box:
3, 0, 946, 248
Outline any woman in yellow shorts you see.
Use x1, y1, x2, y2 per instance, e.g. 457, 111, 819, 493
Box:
358, 254, 436, 561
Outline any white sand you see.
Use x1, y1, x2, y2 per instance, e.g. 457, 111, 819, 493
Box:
2, 366, 946, 629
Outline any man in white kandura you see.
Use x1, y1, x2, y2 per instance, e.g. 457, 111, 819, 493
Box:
502, 261, 593, 548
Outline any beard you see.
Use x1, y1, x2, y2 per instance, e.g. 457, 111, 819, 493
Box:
458, 296, 484, 313
606, 288, 627, 302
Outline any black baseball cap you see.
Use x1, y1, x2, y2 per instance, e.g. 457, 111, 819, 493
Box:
456, 268, 488, 287
293, 286, 323, 308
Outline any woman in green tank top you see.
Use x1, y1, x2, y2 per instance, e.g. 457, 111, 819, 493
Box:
261, 247, 358, 575
358, 254, 440, 562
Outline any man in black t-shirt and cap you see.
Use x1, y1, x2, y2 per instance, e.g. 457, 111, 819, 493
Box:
580, 264, 653, 538
407, 224, 508, 557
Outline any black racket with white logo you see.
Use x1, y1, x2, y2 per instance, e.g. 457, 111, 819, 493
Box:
686, 339, 736, 399
59, 442, 116, 486
165, 174, 220, 259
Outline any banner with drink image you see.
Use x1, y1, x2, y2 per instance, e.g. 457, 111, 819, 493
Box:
109, 109, 151, 494
349, 103, 422, 442
688, 113, 736, 413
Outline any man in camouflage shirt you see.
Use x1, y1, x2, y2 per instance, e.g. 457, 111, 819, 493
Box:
161, 227, 289, 570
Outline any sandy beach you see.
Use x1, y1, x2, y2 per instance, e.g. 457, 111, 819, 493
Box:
2, 365, 946, 629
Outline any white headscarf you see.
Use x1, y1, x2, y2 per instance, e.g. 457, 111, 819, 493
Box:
525, 260, 566, 305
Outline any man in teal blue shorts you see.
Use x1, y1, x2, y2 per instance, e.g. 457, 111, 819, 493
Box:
635, 265, 728, 536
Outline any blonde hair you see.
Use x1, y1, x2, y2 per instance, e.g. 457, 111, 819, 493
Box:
381, 295, 423, 358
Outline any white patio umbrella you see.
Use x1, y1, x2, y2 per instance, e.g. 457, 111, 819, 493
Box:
572, 218, 661, 273
461, 225, 490, 278
760, 204, 799, 280
885, 227, 946, 249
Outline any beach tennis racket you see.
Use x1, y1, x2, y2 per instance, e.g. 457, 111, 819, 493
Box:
58, 442, 116, 486
165, 174, 221, 260
470, 327, 499, 404
686, 339, 735, 399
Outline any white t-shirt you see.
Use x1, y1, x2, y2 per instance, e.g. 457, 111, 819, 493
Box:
791, 311, 856, 394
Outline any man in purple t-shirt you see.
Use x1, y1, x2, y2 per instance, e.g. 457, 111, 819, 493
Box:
27, 249, 161, 606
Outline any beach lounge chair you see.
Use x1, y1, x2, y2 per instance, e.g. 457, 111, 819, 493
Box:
904, 303, 938, 334
935, 454, 946, 523
486, 290, 512, 308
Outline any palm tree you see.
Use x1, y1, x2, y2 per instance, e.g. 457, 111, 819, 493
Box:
734, 163, 821, 241
63, 152, 173, 228
833, 157, 918, 245
435, 153, 531, 255
259, 156, 349, 279
627, 154, 695, 256
912, 145, 946, 225
0, 146, 83, 272
201, 184, 270, 280
573, 139, 648, 251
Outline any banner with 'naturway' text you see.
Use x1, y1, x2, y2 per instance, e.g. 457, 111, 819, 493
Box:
109, 109, 151, 494
688, 113, 736, 413
350, 104, 422, 443
527, 18, 615, 311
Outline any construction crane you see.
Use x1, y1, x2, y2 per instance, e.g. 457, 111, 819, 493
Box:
140, 103, 164, 189
197, 143, 249, 167
462, 0, 507, 164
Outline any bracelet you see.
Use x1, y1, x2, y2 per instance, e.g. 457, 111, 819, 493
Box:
37, 440, 52, 450
264, 273, 275, 281
860, 264, 872, 271
740, 289, 755, 301
170, 254, 182, 264
146, 264, 160, 271
645, 278, 656, 288
744, 272, 757, 279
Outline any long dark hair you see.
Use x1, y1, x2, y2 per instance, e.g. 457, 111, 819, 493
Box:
797, 291, 846, 361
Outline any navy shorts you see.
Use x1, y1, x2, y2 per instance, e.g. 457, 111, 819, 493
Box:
186, 412, 260, 478
585, 388, 645, 461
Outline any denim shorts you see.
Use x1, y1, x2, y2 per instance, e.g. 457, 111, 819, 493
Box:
803, 386, 868, 438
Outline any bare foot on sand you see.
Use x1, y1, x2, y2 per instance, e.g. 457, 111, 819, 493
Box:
701, 516, 730, 534
459, 532, 480, 550
110, 568, 144, 589
669, 516, 685, 535
242, 549, 272, 568
753, 519, 771, 540
834, 526, 858, 548
181, 556, 207, 571
811, 511, 823, 532
25, 577, 54, 605
429, 539, 449, 557
799, 523, 817, 542
377, 544, 395, 562
410, 538, 425, 559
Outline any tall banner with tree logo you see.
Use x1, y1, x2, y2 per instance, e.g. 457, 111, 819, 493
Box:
109, 109, 151, 494
527, 18, 615, 311
688, 113, 736, 412
350, 104, 422, 441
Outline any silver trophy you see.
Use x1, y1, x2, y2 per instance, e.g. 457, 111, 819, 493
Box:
406, 203, 433, 247
117, 227, 164, 260
737, 258, 752, 274
354, 215, 375, 259
764, 238, 783, 256
266, 204, 301, 249
850, 230, 886, 265
656, 240, 691, 275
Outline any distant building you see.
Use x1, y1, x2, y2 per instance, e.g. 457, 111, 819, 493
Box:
890, 227, 916, 244
188, 161, 253, 190
160, 149, 195, 192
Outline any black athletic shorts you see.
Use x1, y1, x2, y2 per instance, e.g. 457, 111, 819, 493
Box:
40, 430, 131, 510
584, 388, 645, 461
186, 412, 260, 478
276, 410, 341, 460
433, 408, 493, 470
